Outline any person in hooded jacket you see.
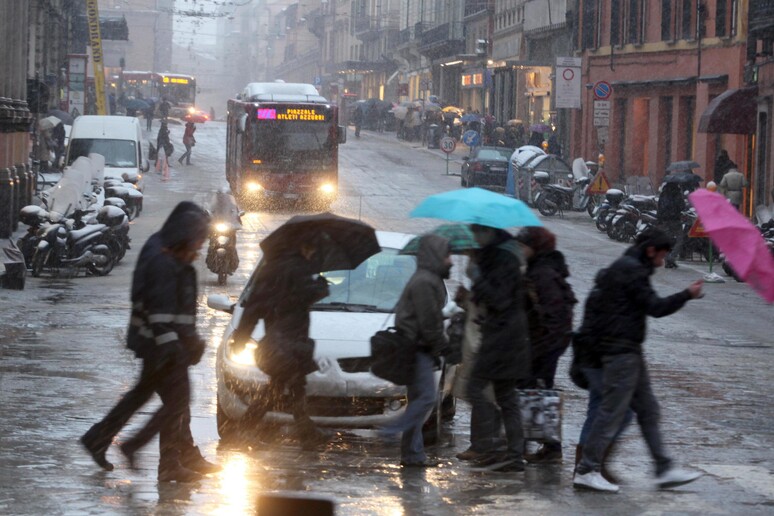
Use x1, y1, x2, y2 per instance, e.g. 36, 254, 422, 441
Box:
81, 202, 218, 482
378, 234, 451, 467
467, 224, 530, 472
573, 228, 704, 493
516, 227, 577, 463
232, 239, 331, 447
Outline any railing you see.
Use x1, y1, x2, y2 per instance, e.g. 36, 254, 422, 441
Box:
420, 22, 464, 48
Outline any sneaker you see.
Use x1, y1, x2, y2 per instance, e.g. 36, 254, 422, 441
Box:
456, 448, 484, 461
655, 467, 702, 489
80, 430, 114, 471
573, 471, 620, 492
491, 458, 525, 472
181, 446, 221, 474
525, 444, 563, 464
158, 464, 203, 483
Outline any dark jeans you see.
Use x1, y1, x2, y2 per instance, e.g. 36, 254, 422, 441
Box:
660, 220, 685, 264
468, 375, 524, 458
578, 367, 634, 445
243, 371, 317, 437
179, 143, 192, 164
578, 353, 672, 476
469, 400, 502, 453
86, 357, 194, 464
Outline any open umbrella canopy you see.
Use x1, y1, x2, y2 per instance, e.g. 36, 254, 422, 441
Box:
442, 106, 463, 115
664, 170, 702, 188
506, 119, 524, 126
400, 223, 479, 255
666, 160, 700, 171
424, 103, 442, 112
461, 114, 480, 123
529, 123, 551, 133
260, 212, 381, 272
688, 189, 774, 302
46, 109, 74, 125
126, 98, 150, 111
38, 116, 62, 131
410, 187, 542, 229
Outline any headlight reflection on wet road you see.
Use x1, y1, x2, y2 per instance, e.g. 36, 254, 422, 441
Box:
212, 453, 252, 515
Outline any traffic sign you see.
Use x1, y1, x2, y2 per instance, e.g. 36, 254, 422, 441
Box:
593, 81, 612, 100
440, 136, 456, 154
688, 219, 708, 238
461, 130, 481, 147
586, 171, 611, 195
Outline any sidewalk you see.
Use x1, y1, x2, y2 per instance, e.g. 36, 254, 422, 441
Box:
357, 128, 473, 171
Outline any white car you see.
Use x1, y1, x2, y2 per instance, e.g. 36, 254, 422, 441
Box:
207, 231, 457, 436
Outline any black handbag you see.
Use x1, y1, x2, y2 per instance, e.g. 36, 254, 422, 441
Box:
444, 312, 465, 365
370, 327, 415, 386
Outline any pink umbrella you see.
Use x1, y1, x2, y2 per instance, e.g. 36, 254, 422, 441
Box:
688, 189, 774, 303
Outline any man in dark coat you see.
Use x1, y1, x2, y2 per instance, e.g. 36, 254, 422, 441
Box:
574, 228, 704, 492
81, 202, 219, 482
517, 227, 577, 463
378, 234, 451, 467
233, 240, 331, 446
656, 182, 686, 268
713, 149, 735, 184
467, 224, 530, 472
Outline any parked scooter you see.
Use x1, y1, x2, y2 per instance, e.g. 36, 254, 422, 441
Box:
593, 188, 626, 232
606, 195, 658, 242
535, 174, 595, 216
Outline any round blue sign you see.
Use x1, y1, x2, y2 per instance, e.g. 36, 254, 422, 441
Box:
593, 81, 612, 100
462, 130, 481, 147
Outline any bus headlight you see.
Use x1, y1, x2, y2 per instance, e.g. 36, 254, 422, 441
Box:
246, 181, 263, 193
319, 183, 336, 194
228, 337, 258, 366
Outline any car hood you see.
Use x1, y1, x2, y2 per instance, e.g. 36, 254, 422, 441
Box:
309, 311, 392, 359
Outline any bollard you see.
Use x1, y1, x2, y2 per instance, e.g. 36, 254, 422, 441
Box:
10, 166, 19, 232
0, 168, 14, 238
16, 164, 28, 210
24, 163, 33, 206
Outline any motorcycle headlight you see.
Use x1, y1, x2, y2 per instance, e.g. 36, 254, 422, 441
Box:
319, 182, 336, 194
216, 235, 230, 246
228, 337, 258, 367
214, 222, 230, 233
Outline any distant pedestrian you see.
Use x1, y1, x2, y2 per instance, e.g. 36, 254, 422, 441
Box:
178, 122, 196, 166
573, 228, 704, 493
159, 97, 171, 120
719, 167, 749, 210
109, 92, 117, 115
81, 202, 219, 482
378, 234, 452, 467
656, 182, 685, 268
232, 239, 332, 448
516, 227, 577, 463
145, 99, 156, 131
353, 106, 363, 138
466, 224, 530, 472
156, 121, 173, 180
713, 149, 735, 184
209, 106, 216, 121
51, 122, 66, 170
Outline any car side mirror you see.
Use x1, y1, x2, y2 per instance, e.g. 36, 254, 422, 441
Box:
141, 159, 150, 173
207, 294, 235, 314
338, 125, 347, 144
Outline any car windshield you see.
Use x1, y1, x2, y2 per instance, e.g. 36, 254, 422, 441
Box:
315, 248, 416, 312
68, 138, 137, 167
476, 148, 511, 161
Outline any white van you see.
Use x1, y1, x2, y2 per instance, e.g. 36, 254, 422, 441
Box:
65, 115, 149, 191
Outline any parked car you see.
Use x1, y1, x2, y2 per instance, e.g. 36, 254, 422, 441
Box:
460, 146, 513, 191
207, 231, 457, 437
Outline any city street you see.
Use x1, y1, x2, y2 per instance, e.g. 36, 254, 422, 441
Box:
1, 122, 773, 515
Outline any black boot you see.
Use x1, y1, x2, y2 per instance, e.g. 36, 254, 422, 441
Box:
80, 425, 114, 471
180, 446, 221, 474
158, 461, 203, 483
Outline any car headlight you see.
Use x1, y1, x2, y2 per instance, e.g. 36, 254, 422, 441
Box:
188, 106, 196, 114
246, 181, 263, 192
228, 337, 258, 366
319, 182, 336, 194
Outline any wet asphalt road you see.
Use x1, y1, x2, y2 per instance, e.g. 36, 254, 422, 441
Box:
0, 122, 773, 515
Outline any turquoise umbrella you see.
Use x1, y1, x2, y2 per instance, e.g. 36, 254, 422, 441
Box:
410, 187, 542, 229
399, 223, 479, 255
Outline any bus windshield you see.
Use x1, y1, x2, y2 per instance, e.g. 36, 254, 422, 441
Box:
248, 118, 334, 165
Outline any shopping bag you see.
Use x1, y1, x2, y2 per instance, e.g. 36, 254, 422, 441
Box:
370, 327, 415, 386
518, 388, 562, 443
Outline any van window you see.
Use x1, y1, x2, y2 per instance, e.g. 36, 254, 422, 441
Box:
68, 139, 137, 167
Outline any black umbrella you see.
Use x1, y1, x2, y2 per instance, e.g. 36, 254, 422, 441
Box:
663, 170, 702, 187
126, 98, 150, 111
666, 160, 700, 171
260, 213, 381, 272
46, 109, 74, 125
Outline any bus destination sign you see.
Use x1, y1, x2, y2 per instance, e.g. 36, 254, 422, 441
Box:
256, 107, 326, 121
163, 76, 190, 85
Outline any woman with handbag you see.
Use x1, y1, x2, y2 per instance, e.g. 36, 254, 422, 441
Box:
516, 227, 577, 463
179, 122, 196, 166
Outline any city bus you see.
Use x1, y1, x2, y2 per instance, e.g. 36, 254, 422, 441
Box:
121, 71, 196, 118
226, 82, 346, 208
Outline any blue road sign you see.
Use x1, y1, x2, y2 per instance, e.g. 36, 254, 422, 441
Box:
313, 76, 322, 86
462, 130, 481, 147
593, 81, 612, 100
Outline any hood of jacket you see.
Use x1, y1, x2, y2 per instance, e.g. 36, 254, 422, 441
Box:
416, 233, 450, 277
530, 249, 570, 278
160, 202, 210, 249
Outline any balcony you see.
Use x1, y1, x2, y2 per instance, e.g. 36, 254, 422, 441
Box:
750, 0, 774, 38
355, 12, 401, 41
418, 22, 465, 59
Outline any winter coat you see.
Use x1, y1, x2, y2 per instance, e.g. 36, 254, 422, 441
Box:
394, 234, 450, 357
235, 253, 330, 378
719, 169, 748, 206
657, 183, 685, 222
126, 234, 202, 365
471, 233, 531, 380
592, 245, 692, 355
524, 250, 577, 359
183, 123, 196, 147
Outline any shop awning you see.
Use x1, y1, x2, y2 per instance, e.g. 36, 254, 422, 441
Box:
698, 86, 758, 134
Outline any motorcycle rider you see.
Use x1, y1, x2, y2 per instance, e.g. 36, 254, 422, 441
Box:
206, 190, 241, 276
